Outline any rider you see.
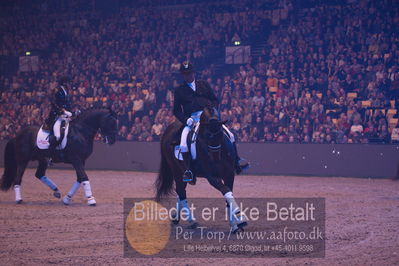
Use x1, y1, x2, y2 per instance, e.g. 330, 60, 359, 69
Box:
173, 61, 248, 182
45, 76, 74, 159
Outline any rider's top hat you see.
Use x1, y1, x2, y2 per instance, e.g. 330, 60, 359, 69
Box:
179, 61, 194, 73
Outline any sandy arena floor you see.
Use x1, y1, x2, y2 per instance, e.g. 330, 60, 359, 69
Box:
0, 168, 398, 265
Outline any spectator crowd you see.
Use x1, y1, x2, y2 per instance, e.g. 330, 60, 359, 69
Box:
0, 0, 398, 144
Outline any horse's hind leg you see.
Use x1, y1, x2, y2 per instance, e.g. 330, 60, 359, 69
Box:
175, 177, 188, 201
173, 177, 197, 228
172, 178, 187, 224
35, 159, 61, 199
13, 161, 29, 204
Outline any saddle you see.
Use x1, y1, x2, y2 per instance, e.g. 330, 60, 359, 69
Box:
36, 121, 69, 150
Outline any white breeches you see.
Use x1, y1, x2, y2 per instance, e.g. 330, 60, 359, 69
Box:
53, 113, 71, 141
53, 118, 63, 141
180, 126, 191, 153
180, 111, 202, 153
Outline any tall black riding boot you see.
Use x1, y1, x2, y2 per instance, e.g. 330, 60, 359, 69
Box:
48, 135, 58, 166
181, 152, 193, 182
233, 142, 249, 175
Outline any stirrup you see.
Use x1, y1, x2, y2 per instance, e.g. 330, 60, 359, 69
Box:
183, 170, 193, 182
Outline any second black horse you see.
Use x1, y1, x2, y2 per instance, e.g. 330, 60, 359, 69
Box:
0, 107, 118, 206
155, 107, 248, 232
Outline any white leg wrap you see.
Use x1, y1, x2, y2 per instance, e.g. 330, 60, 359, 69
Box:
179, 126, 191, 153
40, 176, 58, 191
68, 181, 81, 197
226, 202, 232, 225
224, 192, 239, 214
177, 198, 194, 223
14, 185, 22, 202
224, 192, 248, 226
82, 181, 93, 198
63, 181, 80, 205
82, 181, 96, 205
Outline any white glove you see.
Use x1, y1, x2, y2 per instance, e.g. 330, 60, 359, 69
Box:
186, 118, 194, 127
64, 111, 73, 117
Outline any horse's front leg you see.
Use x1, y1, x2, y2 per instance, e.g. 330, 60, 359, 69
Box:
206, 173, 247, 232
63, 161, 96, 206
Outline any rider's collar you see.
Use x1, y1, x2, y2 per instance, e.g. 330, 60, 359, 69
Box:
61, 86, 67, 96
187, 80, 196, 91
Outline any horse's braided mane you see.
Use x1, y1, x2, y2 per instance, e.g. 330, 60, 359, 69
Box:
74, 107, 117, 122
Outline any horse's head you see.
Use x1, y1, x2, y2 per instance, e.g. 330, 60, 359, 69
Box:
99, 108, 118, 145
72, 107, 118, 145
199, 107, 227, 161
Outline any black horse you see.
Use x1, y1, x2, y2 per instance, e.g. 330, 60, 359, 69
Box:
0, 107, 118, 206
155, 107, 247, 232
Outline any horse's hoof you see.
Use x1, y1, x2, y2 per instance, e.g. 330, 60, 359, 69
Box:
16, 200, 23, 204
53, 190, 61, 199
232, 224, 245, 234
171, 212, 179, 225
189, 222, 199, 229
63, 195, 71, 205
87, 197, 96, 206
238, 221, 248, 229
233, 227, 244, 234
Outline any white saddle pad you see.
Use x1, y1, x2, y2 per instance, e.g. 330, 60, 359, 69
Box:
36, 124, 69, 150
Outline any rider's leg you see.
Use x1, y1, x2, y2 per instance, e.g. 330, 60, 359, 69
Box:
53, 118, 62, 142
180, 125, 193, 182
222, 125, 249, 174
48, 118, 62, 161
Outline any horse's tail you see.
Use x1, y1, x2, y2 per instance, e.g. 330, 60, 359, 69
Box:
1, 139, 17, 191
155, 152, 174, 202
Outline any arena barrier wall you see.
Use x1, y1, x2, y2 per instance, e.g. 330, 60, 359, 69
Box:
0, 140, 397, 178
